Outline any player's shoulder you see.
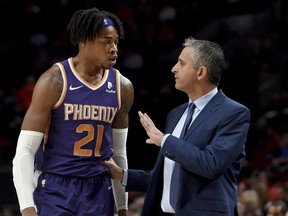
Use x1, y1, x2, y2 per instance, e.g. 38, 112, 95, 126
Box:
36, 64, 63, 92
40, 64, 62, 79
114, 68, 134, 105
114, 68, 133, 88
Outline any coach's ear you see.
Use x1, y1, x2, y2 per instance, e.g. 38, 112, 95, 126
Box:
197, 65, 208, 81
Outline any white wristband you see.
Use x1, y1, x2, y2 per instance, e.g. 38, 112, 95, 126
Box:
12, 130, 44, 211
111, 128, 128, 211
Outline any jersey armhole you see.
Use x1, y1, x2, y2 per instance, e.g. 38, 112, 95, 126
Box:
115, 69, 121, 110
53, 62, 67, 109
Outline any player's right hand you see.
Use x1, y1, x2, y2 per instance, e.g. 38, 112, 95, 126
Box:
21, 207, 38, 216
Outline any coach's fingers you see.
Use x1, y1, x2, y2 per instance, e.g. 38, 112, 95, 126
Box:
143, 113, 155, 126
100, 158, 123, 180
138, 111, 155, 130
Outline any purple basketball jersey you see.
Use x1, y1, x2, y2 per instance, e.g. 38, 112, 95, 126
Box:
35, 58, 121, 177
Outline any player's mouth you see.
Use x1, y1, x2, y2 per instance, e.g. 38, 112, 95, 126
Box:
109, 56, 117, 64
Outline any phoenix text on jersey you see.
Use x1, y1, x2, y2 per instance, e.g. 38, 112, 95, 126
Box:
64, 103, 118, 123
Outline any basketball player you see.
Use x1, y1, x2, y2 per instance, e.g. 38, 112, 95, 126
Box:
12, 8, 133, 216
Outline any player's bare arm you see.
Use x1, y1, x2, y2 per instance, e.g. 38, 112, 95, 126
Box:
21, 65, 63, 132
112, 74, 134, 128
16, 65, 64, 216
110, 74, 133, 216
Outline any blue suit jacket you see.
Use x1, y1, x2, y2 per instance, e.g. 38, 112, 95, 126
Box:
126, 90, 250, 216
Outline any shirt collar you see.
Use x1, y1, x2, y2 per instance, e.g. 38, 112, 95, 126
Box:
189, 88, 218, 111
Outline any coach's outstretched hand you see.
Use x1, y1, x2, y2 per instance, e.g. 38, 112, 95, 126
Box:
138, 111, 164, 147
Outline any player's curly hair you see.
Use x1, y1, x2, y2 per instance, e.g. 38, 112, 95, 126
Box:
67, 7, 124, 46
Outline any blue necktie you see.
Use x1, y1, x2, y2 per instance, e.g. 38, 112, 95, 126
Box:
170, 102, 196, 209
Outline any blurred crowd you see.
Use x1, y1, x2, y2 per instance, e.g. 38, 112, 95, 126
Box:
1, 0, 288, 215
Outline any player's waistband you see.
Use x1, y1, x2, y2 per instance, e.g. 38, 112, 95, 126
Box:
39, 169, 110, 180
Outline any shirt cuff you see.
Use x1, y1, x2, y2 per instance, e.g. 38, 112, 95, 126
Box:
121, 169, 128, 186
161, 134, 170, 147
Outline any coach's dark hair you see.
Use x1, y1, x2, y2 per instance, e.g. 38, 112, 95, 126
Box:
67, 7, 124, 46
184, 37, 226, 86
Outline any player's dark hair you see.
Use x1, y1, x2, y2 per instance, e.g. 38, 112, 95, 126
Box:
67, 7, 124, 46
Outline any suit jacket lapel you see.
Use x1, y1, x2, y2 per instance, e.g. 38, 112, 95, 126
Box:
166, 103, 187, 134
184, 90, 225, 138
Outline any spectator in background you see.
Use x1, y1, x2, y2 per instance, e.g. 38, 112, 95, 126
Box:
238, 189, 263, 216
265, 200, 287, 216
15, 75, 36, 112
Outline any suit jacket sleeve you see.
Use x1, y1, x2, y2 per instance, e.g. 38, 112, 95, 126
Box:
125, 169, 151, 192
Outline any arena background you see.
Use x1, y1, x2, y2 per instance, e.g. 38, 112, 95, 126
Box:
1, 0, 288, 215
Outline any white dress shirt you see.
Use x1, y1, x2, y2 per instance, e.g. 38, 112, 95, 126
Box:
161, 88, 218, 213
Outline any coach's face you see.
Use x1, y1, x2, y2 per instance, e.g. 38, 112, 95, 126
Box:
171, 46, 199, 94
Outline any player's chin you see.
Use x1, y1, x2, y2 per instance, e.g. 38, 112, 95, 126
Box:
102, 64, 113, 69
108, 59, 117, 67
104, 62, 116, 69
